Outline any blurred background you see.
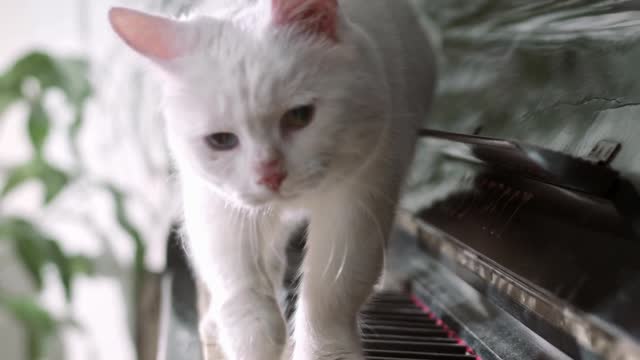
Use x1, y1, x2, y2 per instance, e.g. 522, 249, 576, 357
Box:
2, 1, 640, 360
1, 1, 180, 359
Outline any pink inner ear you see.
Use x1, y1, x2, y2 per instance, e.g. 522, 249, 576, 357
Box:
272, 0, 339, 41
109, 7, 194, 60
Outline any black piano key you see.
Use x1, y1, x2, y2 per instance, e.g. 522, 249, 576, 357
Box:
362, 333, 458, 344
361, 325, 449, 338
363, 340, 469, 354
283, 290, 478, 359
365, 300, 416, 307
371, 292, 414, 300
366, 351, 477, 360
367, 299, 417, 306
361, 319, 442, 330
361, 313, 438, 324
363, 308, 432, 316
357, 292, 478, 360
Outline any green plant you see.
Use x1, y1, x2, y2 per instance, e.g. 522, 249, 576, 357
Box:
0, 51, 148, 360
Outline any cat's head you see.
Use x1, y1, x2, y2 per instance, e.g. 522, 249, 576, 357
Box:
109, 0, 388, 208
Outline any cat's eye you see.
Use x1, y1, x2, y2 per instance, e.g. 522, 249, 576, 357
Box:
205, 132, 239, 151
281, 105, 315, 132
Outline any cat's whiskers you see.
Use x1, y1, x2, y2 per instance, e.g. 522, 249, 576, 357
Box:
328, 165, 397, 208
321, 229, 338, 280
282, 158, 330, 196
267, 216, 287, 271
250, 210, 262, 281
334, 233, 350, 284
353, 198, 387, 254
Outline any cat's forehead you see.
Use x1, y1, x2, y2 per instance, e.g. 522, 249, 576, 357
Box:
164, 19, 357, 135
177, 26, 331, 112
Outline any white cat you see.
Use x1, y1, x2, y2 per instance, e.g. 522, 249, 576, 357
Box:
109, 1, 435, 359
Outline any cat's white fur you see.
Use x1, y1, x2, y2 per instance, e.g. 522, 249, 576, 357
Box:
109, 1, 435, 359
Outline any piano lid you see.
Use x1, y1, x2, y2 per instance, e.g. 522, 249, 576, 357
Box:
399, 129, 640, 359
402, 3, 640, 357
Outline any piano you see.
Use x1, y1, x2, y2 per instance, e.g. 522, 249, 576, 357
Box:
155, 125, 640, 360
148, 1, 640, 359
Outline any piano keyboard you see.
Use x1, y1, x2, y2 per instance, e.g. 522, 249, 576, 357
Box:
361, 292, 479, 360
284, 289, 479, 360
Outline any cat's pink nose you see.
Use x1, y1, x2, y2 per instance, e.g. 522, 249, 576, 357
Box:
256, 159, 287, 192
258, 171, 287, 192
258, 158, 282, 172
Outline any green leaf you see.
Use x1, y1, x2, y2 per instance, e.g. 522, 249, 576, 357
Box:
27, 101, 50, 157
14, 234, 49, 290
0, 51, 92, 118
0, 218, 95, 302
107, 186, 146, 265
0, 51, 92, 174
39, 162, 70, 204
67, 110, 85, 165
105, 185, 146, 292
0, 218, 50, 289
45, 241, 73, 300
69, 255, 95, 276
0, 53, 58, 93
69, 111, 84, 147
0, 296, 58, 360
27, 330, 45, 360
1, 160, 71, 204
45, 242, 94, 301
54, 58, 92, 107
1, 162, 39, 198
0, 90, 21, 115
0, 296, 58, 336
0, 52, 89, 99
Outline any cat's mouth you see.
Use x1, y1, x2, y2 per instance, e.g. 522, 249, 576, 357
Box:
236, 190, 298, 208
232, 173, 328, 208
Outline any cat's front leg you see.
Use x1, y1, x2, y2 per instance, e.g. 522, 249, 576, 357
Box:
293, 185, 398, 360
185, 193, 288, 360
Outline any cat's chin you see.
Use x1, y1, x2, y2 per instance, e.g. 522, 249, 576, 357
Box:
231, 192, 298, 209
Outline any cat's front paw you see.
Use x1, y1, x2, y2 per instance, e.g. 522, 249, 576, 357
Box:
291, 347, 365, 360
206, 294, 287, 360
292, 332, 364, 360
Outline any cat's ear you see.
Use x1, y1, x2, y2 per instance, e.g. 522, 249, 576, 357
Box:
271, 0, 339, 41
109, 7, 198, 61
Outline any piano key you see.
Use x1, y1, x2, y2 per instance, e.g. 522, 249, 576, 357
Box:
366, 351, 477, 360
363, 308, 432, 316
361, 319, 442, 330
361, 325, 449, 338
362, 333, 458, 343
361, 313, 438, 324
363, 340, 469, 354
